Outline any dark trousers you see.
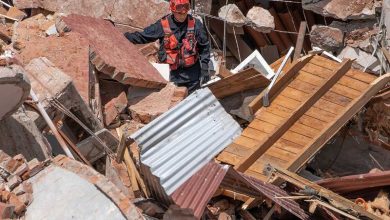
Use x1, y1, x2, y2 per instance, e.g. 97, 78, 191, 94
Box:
175, 80, 201, 94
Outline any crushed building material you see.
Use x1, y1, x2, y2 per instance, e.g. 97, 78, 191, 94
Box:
310, 25, 344, 52
57, 14, 167, 88
99, 79, 128, 127
246, 7, 274, 33
0, 108, 49, 161
302, 0, 381, 20
130, 88, 242, 201
218, 4, 247, 27
16, 31, 91, 103
129, 83, 188, 124
338, 46, 381, 74
0, 65, 30, 121
25, 155, 143, 219
24, 57, 102, 132
217, 55, 388, 181
13, 0, 169, 29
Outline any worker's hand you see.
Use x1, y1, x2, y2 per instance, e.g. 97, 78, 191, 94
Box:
200, 68, 210, 85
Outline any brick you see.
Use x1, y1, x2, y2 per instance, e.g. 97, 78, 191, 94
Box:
58, 14, 167, 88
6, 175, 21, 191
8, 194, 26, 215
6, 7, 27, 21
0, 202, 14, 219
17, 193, 32, 206
27, 158, 43, 177
12, 182, 32, 196
129, 83, 187, 124
100, 80, 128, 126
12, 163, 28, 178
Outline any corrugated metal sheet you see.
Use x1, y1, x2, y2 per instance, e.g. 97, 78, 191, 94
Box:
171, 161, 229, 219
131, 88, 242, 195
317, 170, 390, 194
167, 160, 310, 220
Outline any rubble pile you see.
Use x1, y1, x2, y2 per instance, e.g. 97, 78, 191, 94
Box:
0, 0, 388, 220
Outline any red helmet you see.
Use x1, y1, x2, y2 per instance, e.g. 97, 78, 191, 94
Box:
170, 0, 190, 13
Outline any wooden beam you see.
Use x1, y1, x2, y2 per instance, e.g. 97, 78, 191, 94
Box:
293, 22, 307, 61
266, 166, 380, 220
209, 67, 270, 99
248, 55, 313, 115
286, 72, 390, 172
235, 59, 352, 172
115, 134, 127, 163
381, 47, 390, 65
58, 128, 92, 166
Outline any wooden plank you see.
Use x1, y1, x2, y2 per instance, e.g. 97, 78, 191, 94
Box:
256, 110, 286, 125
289, 123, 319, 139
304, 107, 336, 123
293, 22, 307, 61
241, 128, 269, 141
248, 55, 314, 114
313, 99, 345, 115
268, 166, 381, 220
282, 130, 313, 147
116, 134, 127, 163
234, 136, 259, 148
209, 67, 269, 98
298, 115, 327, 131
235, 59, 352, 172
273, 95, 302, 110
249, 119, 278, 134
287, 73, 390, 173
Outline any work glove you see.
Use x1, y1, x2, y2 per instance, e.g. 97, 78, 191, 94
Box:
200, 68, 210, 85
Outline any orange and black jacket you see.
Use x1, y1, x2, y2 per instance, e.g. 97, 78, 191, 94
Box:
125, 14, 210, 84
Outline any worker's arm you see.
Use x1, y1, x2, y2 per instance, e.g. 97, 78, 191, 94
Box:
195, 19, 211, 82
124, 21, 164, 44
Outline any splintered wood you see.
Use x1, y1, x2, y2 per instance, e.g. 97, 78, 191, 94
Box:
216, 55, 388, 181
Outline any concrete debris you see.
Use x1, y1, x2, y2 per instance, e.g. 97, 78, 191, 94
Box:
0, 65, 30, 121
24, 57, 102, 131
57, 14, 167, 89
129, 83, 188, 124
310, 25, 344, 52
100, 80, 128, 127
0, 1, 389, 220
330, 20, 378, 53
218, 4, 247, 27
338, 46, 381, 74
246, 6, 275, 33
302, 0, 382, 20
13, 0, 169, 29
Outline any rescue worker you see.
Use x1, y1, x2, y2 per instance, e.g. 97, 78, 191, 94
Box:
124, 0, 211, 93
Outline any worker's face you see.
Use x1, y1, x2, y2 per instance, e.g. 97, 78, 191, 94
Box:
173, 11, 188, 22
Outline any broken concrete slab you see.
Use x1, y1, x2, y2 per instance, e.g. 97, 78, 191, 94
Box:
338, 46, 381, 74
218, 4, 247, 27
0, 108, 49, 161
100, 79, 128, 127
0, 65, 30, 121
330, 20, 378, 53
26, 156, 143, 220
24, 57, 103, 131
302, 0, 381, 20
57, 14, 167, 88
129, 83, 188, 124
13, 0, 169, 29
310, 25, 344, 52
246, 6, 274, 33
13, 13, 57, 44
